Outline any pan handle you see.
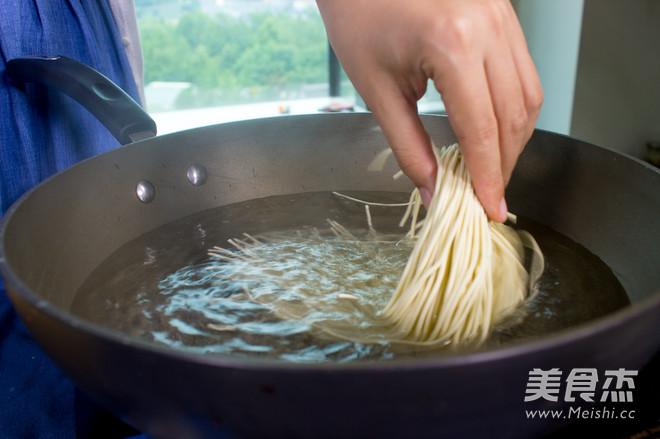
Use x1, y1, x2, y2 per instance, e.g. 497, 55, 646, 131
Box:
6, 55, 157, 145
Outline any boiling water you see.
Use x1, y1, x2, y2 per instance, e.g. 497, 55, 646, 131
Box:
72, 191, 629, 362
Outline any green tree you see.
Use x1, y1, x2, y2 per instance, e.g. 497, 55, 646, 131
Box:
139, 7, 329, 108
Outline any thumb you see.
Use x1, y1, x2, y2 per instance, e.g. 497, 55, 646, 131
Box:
368, 87, 438, 207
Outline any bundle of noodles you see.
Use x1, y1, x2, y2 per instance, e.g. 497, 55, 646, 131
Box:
206, 143, 543, 348
381, 143, 542, 345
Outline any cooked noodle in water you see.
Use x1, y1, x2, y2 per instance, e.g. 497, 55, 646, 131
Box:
207, 143, 543, 347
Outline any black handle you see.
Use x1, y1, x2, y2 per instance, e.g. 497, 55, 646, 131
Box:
6, 55, 157, 145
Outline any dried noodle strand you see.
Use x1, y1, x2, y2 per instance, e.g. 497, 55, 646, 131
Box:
381, 144, 541, 345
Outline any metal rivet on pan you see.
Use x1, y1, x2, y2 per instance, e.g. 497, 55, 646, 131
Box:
136, 180, 155, 203
187, 164, 207, 186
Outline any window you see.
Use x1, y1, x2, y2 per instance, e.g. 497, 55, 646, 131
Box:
135, 0, 444, 134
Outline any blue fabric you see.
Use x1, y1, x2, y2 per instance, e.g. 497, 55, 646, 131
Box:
0, 1, 141, 438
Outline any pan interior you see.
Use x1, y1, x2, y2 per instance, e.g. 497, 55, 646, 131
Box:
71, 190, 629, 363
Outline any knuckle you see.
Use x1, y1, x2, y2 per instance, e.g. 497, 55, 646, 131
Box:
423, 15, 475, 54
420, 1, 512, 61
527, 83, 544, 113
483, 0, 508, 29
445, 17, 480, 51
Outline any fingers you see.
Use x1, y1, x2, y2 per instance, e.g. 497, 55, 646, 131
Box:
497, 1, 543, 183
438, 65, 508, 222
482, 13, 527, 190
367, 76, 438, 207
316, 0, 436, 204
427, 0, 542, 222
503, 1, 544, 152
316, 0, 543, 223
429, 20, 508, 222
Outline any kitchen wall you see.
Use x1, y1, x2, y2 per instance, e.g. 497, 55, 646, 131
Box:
513, 0, 660, 161
570, 0, 660, 159
512, 0, 585, 136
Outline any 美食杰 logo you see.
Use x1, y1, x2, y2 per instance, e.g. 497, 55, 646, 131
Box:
523, 368, 638, 421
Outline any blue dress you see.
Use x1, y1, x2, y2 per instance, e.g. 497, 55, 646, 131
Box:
0, 1, 142, 437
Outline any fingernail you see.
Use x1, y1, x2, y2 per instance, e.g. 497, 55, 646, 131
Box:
498, 197, 508, 223
419, 187, 432, 208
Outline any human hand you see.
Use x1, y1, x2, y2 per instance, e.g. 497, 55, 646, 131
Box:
316, 0, 543, 222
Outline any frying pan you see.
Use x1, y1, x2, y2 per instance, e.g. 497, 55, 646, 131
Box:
1, 56, 660, 439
